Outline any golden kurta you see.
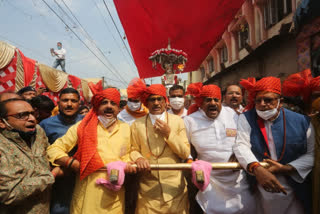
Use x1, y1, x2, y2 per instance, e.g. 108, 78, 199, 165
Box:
130, 113, 190, 214
47, 120, 131, 214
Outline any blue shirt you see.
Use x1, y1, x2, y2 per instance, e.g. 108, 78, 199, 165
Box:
39, 113, 83, 214
40, 114, 83, 144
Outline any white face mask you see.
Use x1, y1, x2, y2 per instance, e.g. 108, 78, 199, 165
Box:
98, 115, 116, 129
127, 101, 141, 111
169, 97, 185, 110
149, 112, 165, 125
256, 99, 280, 120
2, 119, 14, 130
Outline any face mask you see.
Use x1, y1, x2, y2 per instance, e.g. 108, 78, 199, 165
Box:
149, 112, 165, 125
98, 115, 116, 129
256, 99, 280, 120
2, 119, 36, 140
169, 97, 184, 110
127, 101, 141, 111
57, 46, 62, 50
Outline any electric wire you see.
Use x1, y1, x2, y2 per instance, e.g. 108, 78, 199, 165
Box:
102, 0, 134, 61
54, 0, 130, 85
40, 0, 127, 86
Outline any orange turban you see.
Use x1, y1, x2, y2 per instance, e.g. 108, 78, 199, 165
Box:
240, 76, 281, 110
74, 88, 120, 180
127, 78, 147, 99
142, 84, 168, 106
186, 82, 221, 115
282, 69, 320, 103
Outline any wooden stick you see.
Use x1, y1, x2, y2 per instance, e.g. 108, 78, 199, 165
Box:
98, 162, 269, 171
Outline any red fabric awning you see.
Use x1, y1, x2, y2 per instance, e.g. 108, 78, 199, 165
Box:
114, 0, 245, 78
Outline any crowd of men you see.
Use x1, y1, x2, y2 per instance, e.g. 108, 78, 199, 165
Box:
0, 71, 319, 214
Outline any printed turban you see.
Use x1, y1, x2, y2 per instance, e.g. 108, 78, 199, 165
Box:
127, 78, 147, 99
240, 76, 281, 110
74, 87, 120, 180
142, 84, 168, 106
186, 82, 221, 115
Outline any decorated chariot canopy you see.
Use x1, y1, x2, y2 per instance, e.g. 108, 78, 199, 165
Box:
149, 39, 188, 74
114, 0, 245, 79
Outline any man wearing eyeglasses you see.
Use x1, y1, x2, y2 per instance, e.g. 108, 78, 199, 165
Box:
0, 99, 54, 213
168, 84, 188, 118
233, 76, 315, 214
118, 79, 149, 125
129, 82, 190, 213
183, 83, 255, 214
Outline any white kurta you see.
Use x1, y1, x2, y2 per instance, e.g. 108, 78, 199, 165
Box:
167, 108, 188, 118
184, 107, 256, 214
233, 113, 315, 214
117, 109, 136, 125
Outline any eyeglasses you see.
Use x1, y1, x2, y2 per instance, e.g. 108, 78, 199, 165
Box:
147, 97, 164, 102
169, 95, 184, 98
255, 97, 278, 104
204, 97, 220, 103
6, 111, 36, 120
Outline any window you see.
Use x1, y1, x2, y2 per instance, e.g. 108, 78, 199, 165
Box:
200, 67, 205, 80
264, 0, 293, 29
208, 58, 214, 73
238, 23, 250, 50
220, 45, 228, 63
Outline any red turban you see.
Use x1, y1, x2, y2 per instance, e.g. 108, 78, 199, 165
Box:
186, 82, 221, 115
142, 84, 168, 106
310, 76, 320, 92
127, 78, 147, 99
282, 69, 320, 103
240, 76, 281, 110
74, 88, 120, 180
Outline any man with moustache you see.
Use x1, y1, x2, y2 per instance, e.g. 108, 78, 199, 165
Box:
168, 84, 188, 118
223, 84, 244, 114
47, 88, 133, 213
118, 78, 149, 125
0, 99, 55, 213
40, 87, 83, 214
184, 82, 255, 214
233, 76, 315, 214
129, 80, 190, 214
17, 86, 37, 101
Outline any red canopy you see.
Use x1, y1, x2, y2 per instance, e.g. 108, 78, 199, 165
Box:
114, 0, 245, 78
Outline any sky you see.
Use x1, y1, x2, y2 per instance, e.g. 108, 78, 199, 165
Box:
0, 0, 186, 88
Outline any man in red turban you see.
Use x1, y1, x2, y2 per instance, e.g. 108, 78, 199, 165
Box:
233, 76, 315, 214
282, 69, 320, 214
47, 88, 134, 213
184, 82, 255, 213
118, 78, 149, 125
129, 81, 190, 213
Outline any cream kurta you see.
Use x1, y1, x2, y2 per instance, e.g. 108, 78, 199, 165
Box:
47, 120, 131, 214
130, 112, 190, 214
184, 107, 256, 214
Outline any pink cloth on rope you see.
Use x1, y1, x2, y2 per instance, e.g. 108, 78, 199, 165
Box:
96, 161, 127, 191
191, 160, 212, 192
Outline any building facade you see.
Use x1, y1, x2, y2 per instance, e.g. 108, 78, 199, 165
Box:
188, 0, 303, 89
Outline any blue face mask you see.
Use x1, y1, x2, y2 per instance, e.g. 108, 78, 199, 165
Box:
57, 46, 62, 50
